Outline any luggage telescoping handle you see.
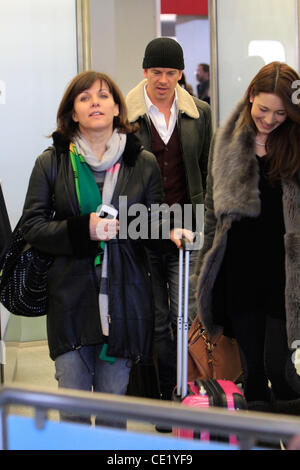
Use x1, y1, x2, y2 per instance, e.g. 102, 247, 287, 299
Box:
177, 238, 191, 399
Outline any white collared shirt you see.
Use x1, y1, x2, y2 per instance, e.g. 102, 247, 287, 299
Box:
144, 84, 177, 144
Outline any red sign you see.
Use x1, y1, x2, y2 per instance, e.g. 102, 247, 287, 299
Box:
161, 0, 208, 16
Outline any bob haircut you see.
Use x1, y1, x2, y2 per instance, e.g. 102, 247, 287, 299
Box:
55, 71, 136, 139
239, 61, 300, 181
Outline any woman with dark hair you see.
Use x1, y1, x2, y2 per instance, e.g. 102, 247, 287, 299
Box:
20, 71, 190, 425
195, 62, 300, 413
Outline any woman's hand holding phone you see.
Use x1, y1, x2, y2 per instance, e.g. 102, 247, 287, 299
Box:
89, 212, 119, 241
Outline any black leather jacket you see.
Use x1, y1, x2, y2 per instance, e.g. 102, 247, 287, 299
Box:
21, 132, 164, 362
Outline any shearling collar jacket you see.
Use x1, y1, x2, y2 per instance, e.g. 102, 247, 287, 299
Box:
196, 101, 300, 348
126, 79, 201, 123
126, 79, 212, 209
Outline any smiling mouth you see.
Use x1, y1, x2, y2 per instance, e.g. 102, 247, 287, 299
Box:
89, 111, 103, 117
259, 119, 276, 130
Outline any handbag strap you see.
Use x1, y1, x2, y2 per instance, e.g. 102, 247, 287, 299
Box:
188, 317, 217, 373
45, 145, 60, 217
12, 147, 59, 237
189, 317, 217, 349
0, 147, 59, 274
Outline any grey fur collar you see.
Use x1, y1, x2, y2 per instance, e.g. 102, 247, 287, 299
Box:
212, 101, 261, 220
126, 79, 199, 123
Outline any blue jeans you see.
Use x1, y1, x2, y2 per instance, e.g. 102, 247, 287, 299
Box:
54, 345, 132, 427
148, 248, 198, 399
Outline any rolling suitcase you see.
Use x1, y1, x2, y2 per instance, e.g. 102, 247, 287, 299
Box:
172, 241, 246, 443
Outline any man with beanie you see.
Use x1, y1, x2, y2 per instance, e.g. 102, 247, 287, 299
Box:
126, 37, 212, 411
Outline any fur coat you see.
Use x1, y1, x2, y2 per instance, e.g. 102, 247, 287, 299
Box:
196, 101, 300, 348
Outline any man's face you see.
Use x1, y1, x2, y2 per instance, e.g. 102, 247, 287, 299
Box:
144, 68, 182, 104
196, 65, 206, 82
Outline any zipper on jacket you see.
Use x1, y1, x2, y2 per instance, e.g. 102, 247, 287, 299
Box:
143, 114, 153, 150
177, 110, 192, 204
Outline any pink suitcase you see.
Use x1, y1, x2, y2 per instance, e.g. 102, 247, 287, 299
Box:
172, 243, 246, 443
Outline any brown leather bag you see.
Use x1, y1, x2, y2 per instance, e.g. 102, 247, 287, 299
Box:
188, 316, 243, 382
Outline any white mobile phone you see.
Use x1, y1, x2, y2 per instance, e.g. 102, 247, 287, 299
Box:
96, 204, 118, 219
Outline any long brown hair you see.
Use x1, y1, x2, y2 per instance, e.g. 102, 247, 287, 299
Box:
55, 71, 136, 140
240, 62, 300, 181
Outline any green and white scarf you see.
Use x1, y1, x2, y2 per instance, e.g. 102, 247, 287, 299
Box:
70, 129, 126, 336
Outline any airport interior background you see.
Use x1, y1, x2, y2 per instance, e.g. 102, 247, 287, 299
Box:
1, 0, 300, 450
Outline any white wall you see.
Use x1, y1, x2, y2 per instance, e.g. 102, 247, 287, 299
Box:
0, 0, 78, 343
89, 0, 161, 96
0, 0, 77, 229
176, 16, 210, 97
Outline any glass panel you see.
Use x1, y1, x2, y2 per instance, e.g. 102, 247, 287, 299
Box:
0, 0, 78, 354
0, 0, 77, 227
215, 0, 298, 125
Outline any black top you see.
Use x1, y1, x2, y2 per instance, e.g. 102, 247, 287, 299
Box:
212, 156, 286, 333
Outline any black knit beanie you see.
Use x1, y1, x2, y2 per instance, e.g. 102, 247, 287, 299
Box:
142, 37, 185, 70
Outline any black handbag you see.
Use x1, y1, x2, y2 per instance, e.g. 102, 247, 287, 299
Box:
0, 224, 53, 316
0, 146, 58, 317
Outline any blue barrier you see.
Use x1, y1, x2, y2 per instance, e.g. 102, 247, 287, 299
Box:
1, 384, 296, 450
7, 415, 237, 451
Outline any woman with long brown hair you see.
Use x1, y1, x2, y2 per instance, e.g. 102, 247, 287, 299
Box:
195, 62, 300, 413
